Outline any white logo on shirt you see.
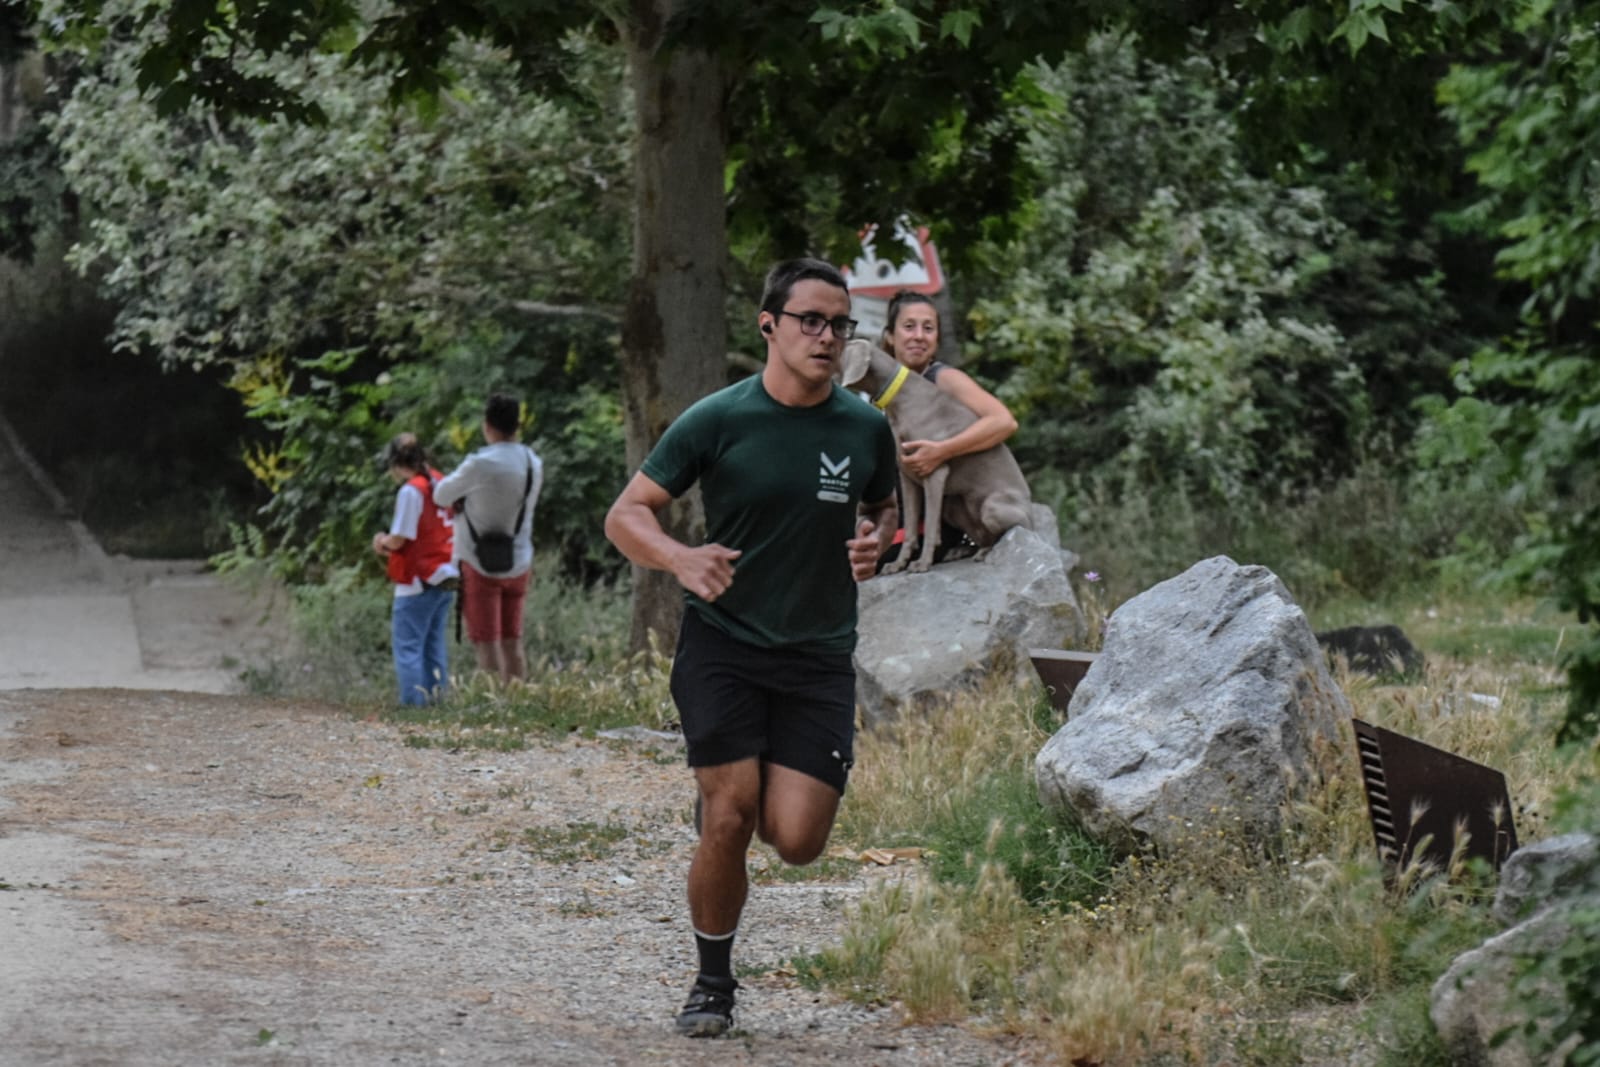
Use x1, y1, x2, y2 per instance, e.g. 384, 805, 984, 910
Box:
818, 452, 851, 503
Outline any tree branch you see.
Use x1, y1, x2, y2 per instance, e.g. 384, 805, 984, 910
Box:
507, 298, 621, 322
725, 350, 763, 375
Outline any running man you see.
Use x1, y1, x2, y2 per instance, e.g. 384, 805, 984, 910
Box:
604, 258, 898, 1036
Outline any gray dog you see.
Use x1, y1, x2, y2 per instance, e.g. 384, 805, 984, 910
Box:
838, 339, 1033, 573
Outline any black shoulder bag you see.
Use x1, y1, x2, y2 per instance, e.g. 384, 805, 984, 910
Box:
463, 451, 533, 576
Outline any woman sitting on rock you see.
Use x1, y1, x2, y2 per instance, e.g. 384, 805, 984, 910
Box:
878, 289, 1020, 564
879, 288, 1018, 478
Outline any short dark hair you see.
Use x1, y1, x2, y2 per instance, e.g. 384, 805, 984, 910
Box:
484, 393, 521, 436
760, 258, 849, 317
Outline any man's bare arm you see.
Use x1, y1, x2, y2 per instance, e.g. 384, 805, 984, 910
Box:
847, 495, 898, 582
603, 471, 741, 602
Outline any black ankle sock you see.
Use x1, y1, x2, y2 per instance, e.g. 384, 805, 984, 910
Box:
694, 928, 735, 981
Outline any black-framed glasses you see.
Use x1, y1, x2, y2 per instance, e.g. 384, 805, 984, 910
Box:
776, 309, 857, 339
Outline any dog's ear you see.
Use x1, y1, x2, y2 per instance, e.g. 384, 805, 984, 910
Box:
837, 340, 872, 389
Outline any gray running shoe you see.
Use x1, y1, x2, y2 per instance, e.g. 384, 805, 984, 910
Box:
676, 974, 737, 1037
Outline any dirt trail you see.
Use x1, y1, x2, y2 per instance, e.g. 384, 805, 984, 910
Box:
0, 417, 1037, 1065
0, 411, 284, 692
0, 689, 1038, 1066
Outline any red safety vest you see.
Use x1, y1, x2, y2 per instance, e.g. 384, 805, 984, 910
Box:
387, 470, 455, 586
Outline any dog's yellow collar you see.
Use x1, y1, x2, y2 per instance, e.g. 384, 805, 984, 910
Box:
872, 365, 911, 411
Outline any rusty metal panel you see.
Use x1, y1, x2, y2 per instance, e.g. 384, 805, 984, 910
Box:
1352, 718, 1519, 873
1029, 649, 1100, 714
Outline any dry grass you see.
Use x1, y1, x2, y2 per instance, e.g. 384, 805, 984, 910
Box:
819, 604, 1586, 1066
840, 678, 1052, 845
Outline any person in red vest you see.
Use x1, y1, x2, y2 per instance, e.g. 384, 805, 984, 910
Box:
371, 434, 458, 705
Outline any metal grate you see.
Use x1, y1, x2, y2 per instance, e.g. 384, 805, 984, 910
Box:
1352, 718, 1519, 874
1029, 649, 1100, 713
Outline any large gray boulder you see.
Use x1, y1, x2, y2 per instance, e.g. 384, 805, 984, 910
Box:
1431, 833, 1599, 1066
855, 523, 1083, 727
1035, 556, 1350, 853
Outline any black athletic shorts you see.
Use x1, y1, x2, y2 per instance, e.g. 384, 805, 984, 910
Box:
669, 608, 856, 793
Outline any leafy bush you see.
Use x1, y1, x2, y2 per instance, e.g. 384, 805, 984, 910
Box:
1052, 450, 1529, 616
39, 6, 632, 584
1426, 3, 1600, 741
967, 36, 1435, 503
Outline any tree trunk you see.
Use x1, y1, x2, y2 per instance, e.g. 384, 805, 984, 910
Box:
620, 1, 729, 654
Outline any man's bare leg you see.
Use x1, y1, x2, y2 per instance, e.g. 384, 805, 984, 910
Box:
473, 641, 504, 678
496, 637, 525, 681
689, 758, 762, 934
677, 758, 762, 1036
756, 763, 841, 865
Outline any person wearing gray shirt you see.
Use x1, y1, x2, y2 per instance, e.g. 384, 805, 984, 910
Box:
434, 394, 544, 682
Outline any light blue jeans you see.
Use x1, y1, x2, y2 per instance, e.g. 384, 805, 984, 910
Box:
392, 585, 453, 705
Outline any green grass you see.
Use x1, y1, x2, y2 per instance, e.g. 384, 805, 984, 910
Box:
242, 567, 652, 737
1311, 592, 1577, 673
517, 819, 630, 864
918, 770, 1116, 910
749, 850, 861, 885
812, 595, 1588, 1064
390, 651, 674, 750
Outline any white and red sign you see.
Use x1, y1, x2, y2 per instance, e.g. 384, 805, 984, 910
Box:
844, 222, 944, 300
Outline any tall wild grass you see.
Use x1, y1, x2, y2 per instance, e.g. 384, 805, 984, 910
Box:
816, 613, 1586, 1065
239, 457, 1593, 1062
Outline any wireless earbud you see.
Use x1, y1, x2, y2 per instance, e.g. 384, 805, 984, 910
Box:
761, 323, 773, 335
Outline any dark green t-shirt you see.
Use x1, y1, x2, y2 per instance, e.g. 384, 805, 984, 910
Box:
641, 374, 898, 653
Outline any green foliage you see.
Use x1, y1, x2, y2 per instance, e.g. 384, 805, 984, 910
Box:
966, 37, 1451, 504
923, 770, 1115, 910
35, 4, 631, 580
1200, 0, 1514, 198
1502, 767, 1600, 1065
42, 0, 1146, 280
1424, 1, 1600, 740
41, 7, 631, 370
1439, 5, 1600, 320
1056, 449, 1528, 616
223, 348, 395, 581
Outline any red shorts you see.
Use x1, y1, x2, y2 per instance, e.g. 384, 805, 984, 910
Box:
461, 563, 532, 643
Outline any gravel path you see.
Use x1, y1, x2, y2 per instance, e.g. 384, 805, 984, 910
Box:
0, 688, 1041, 1066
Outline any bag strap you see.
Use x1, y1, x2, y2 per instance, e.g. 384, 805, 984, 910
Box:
462, 450, 533, 540
510, 449, 534, 536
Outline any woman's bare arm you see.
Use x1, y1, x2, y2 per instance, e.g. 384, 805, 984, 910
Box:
898, 368, 1019, 478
